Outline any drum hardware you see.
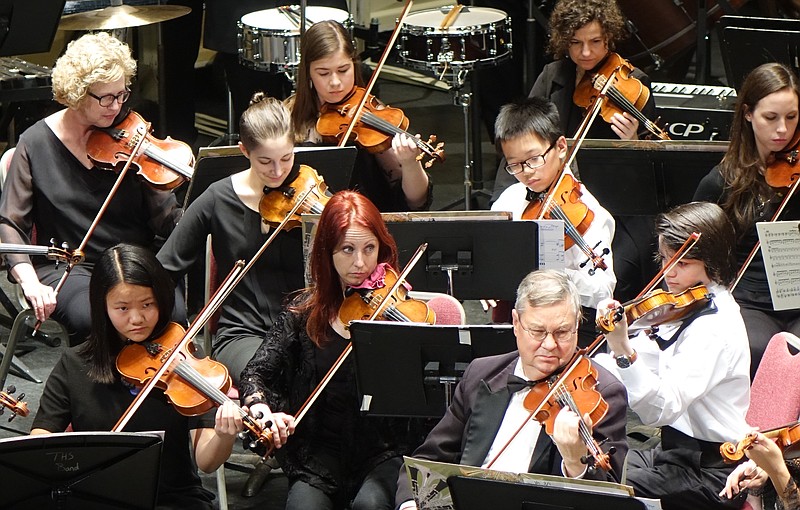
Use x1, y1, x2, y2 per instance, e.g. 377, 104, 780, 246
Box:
59, 0, 191, 31
237, 5, 352, 89
397, 5, 513, 210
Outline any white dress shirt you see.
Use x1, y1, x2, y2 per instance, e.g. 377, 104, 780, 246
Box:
491, 170, 616, 309
594, 284, 751, 442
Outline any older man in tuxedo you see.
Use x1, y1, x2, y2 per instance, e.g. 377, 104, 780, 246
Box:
396, 269, 628, 509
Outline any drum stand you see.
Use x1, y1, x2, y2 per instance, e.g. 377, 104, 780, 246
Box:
441, 69, 490, 211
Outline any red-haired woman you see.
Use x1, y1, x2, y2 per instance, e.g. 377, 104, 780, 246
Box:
239, 190, 404, 510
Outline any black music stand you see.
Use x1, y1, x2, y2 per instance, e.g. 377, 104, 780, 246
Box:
349, 321, 517, 417
387, 219, 540, 300
448, 476, 647, 510
573, 140, 727, 216
0, 431, 163, 509
718, 15, 800, 92
0, 0, 65, 56
187, 145, 358, 207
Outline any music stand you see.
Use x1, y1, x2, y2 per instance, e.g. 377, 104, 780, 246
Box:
349, 321, 518, 417
0, 0, 65, 56
188, 145, 358, 207
448, 476, 647, 510
0, 431, 163, 509
573, 139, 728, 216
386, 218, 542, 300
718, 15, 800, 92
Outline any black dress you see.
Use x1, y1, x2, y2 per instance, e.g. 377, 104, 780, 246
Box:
32, 347, 217, 510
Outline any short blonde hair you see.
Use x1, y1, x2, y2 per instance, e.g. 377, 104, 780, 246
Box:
51, 32, 136, 108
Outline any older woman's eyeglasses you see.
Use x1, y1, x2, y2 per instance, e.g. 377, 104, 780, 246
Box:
87, 89, 131, 107
504, 141, 557, 175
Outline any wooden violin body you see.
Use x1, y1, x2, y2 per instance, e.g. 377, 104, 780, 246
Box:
597, 285, 713, 333
87, 110, 195, 190
317, 86, 445, 168
338, 266, 435, 326
259, 165, 329, 230
522, 356, 612, 472
116, 322, 231, 417
115, 322, 275, 456
573, 52, 669, 140
766, 128, 800, 189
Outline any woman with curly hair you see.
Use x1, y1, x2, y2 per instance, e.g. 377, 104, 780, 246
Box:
694, 62, 800, 380
0, 32, 183, 346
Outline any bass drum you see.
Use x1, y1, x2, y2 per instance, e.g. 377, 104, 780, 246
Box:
616, 0, 749, 71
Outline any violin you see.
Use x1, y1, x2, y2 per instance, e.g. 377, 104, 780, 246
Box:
338, 265, 435, 327
720, 422, 800, 463
87, 109, 195, 190
522, 356, 613, 472
316, 86, 445, 168
765, 127, 800, 189
116, 322, 275, 456
0, 240, 84, 266
596, 285, 714, 333
0, 386, 29, 421
573, 52, 670, 141
259, 165, 329, 230
524, 173, 608, 275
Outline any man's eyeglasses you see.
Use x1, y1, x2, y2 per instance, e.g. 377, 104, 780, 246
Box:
87, 89, 131, 107
517, 323, 576, 343
504, 141, 557, 175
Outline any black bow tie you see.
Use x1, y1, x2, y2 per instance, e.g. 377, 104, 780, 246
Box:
525, 187, 545, 202
507, 374, 537, 393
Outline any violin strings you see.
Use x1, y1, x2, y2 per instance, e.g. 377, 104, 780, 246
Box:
554, 385, 599, 455
604, 86, 664, 138
171, 360, 248, 420
364, 293, 411, 322
142, 142, 194, 180
546, 203, 596, 259
360, 111, 434, 154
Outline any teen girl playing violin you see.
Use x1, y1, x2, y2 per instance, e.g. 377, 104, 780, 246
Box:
239, 191, 409, 510
694, 62, 800, 382
158, 93, 307, 386
595, 201, 751, 510
288, 20, 432, 212
0, 32, 183, 346
491, 97, 615, 347
30, 244, 242, 509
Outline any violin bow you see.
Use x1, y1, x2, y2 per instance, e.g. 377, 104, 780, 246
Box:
336, 0, 414, 148
113, 187, 315, 431
293, 242, 428, 426
730, 176, 800, 291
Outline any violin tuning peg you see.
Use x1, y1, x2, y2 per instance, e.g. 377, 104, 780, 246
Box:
6, 385, 16, 394
8, 413, 15, 422
17, 392, 24, 401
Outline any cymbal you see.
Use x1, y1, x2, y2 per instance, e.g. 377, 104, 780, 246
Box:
59, 4, 191, 31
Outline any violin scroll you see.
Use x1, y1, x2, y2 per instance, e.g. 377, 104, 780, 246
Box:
0, 386, 29, 421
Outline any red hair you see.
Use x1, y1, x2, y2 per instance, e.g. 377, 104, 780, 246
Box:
293, 190, 398, 346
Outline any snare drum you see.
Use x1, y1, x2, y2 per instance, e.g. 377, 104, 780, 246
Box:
398, 7, 512, 71
238, 6, 351, 73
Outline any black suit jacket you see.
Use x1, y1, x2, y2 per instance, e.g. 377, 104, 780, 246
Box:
395, 351, 629, 507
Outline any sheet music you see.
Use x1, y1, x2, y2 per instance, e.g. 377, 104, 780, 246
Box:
756, 221, 800, 311
535, 219, 565, 270
403, 456, 656, 510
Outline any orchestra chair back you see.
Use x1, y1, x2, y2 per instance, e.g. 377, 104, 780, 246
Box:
408, 290, 466, 325
746, 332, 800, 430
